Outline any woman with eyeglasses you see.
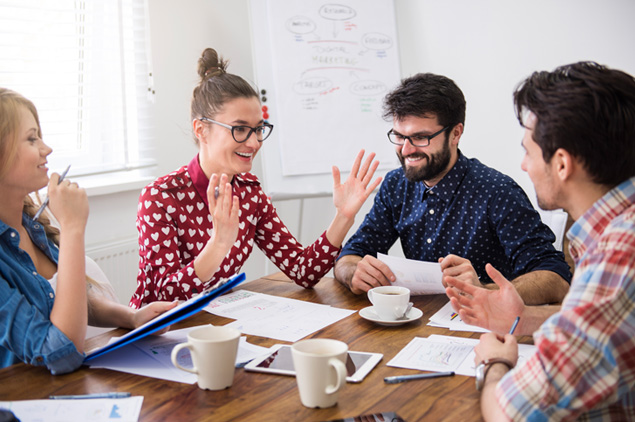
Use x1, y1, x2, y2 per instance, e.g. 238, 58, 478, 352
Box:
130, 48, 381, 308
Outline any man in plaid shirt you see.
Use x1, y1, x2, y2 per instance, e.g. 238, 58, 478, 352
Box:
445, 61, 635, 421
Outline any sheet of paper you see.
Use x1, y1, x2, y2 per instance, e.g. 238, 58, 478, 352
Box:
387, 335, 537, 377
377, 253, 445, 295
87, 325, 271, 384
427, 335, 538, 377
387, 336, 474, 372
427, 301, 490, 333
0, 396, 143, 422
206, 290, 356, 342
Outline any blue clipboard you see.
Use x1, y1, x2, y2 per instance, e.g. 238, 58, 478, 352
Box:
85, 272, 246, 362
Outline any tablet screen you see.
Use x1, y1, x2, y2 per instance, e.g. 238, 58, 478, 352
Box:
253, 345, 373, 377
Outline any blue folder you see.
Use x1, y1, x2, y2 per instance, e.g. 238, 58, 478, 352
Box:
84, 272, 246, 362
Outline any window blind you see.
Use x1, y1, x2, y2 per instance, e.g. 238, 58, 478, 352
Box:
0, 0, 156, 177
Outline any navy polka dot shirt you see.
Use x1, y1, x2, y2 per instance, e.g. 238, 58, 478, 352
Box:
340, 152, 572, 284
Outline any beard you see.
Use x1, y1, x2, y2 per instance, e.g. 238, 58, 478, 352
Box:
398, 134, 452, 183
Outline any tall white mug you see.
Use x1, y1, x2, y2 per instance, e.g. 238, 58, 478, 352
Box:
367, 285, 410, 321
291, 339, 348, 408
171, 325, 240, 390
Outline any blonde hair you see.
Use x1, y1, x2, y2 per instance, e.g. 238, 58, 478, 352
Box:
0, 88, 111, 304
0, 88, 61, 242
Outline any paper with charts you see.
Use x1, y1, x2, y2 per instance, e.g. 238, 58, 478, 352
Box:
0, 396, 143, 422
387, 335, 537, 376
87, 325, 271, 384
428, 301, 490, 333
377, 253, 445, 295
205, 290, 355, 342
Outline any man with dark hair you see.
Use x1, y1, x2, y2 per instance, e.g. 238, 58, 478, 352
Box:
446, 62, 635, 420
334, 73, 572, 305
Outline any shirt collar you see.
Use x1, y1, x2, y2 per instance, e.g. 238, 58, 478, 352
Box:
187, 154, 260, 208
567, 176, 635, 264
422, 151, 468, 204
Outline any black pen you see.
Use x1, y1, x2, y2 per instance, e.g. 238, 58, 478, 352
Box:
384, 371, 455, 384
509, 316, 520, 335
33, 164, 71, 221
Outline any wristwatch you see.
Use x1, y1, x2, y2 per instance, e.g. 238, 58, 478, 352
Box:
475, 358, 514, 391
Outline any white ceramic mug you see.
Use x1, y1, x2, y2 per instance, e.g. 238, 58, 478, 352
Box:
367, 285, 410, 321
291, 339, 348, 408
171, 325, 240, 390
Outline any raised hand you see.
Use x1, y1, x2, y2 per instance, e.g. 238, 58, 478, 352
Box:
47, 172, 88, 232
332, 149, 382, 219
206, 173, 239, 250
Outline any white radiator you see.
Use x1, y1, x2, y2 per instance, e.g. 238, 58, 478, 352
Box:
86, 238, 139, 305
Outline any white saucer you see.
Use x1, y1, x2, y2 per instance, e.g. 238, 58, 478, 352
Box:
359, 306, 423, 326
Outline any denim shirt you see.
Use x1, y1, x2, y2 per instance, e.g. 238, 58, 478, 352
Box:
340, 152, 572, 284
0, 214, 84, 374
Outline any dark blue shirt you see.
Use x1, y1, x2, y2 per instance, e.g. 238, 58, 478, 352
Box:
0, 214, 84, 373
340, 152, 572, 284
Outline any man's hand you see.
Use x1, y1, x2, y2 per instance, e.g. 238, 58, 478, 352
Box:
474, 332, 519, 366
335, 254, 395, 294
445, 263, 526, 335
440, 254, 483, 288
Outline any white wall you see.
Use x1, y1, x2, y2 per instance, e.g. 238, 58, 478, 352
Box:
86, 0, 635, 300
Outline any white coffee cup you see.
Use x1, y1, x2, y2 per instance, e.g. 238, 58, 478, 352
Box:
367, 285, 410, 321
171, 325, 240, 390
291, 339, 348, 408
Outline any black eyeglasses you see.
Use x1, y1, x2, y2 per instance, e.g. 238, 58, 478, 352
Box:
387, 126, 449, 147
199, 117, 274, 143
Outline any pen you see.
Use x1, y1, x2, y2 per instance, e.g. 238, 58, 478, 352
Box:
384, 371, 455, 384
49, 392, 131, 400
33, 164, 71, 221
509, 316, 520, 335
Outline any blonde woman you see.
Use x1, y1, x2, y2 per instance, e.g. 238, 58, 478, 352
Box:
0, 88, 176, 374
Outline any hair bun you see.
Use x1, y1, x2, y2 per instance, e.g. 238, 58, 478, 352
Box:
198, 48, 229, 81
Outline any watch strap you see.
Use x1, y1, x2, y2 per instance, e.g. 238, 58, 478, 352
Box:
477, 358, 514, 390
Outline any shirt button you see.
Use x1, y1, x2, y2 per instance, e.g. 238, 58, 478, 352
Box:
34, 224, 40, 229
10, 232, 16, 238
429, 209, 435, 215
32, 271, 38, 276
426, 238, 432, 244
49, 293, 54, 298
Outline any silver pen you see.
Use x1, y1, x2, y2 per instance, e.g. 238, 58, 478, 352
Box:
384, 371, 455, 384
49, 392, 131, 400
33, 165, 71, 221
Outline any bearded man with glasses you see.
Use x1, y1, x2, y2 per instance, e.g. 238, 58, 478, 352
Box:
334, 73, 572, 306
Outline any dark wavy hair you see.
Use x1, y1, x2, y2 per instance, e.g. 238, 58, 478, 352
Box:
514, 61, 635, 186
383, 73, 466, 134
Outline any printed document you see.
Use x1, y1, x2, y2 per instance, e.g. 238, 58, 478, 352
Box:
0, 396, 143, 422
377, 253, 445, 295
428, 301, 490, 333
387, 335, 537, 376
205, 290, 356, 342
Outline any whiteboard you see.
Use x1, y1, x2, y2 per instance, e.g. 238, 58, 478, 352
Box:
249, 0, 401, 199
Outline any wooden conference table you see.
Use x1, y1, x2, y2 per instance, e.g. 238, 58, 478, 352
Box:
0, 273, 513, 421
